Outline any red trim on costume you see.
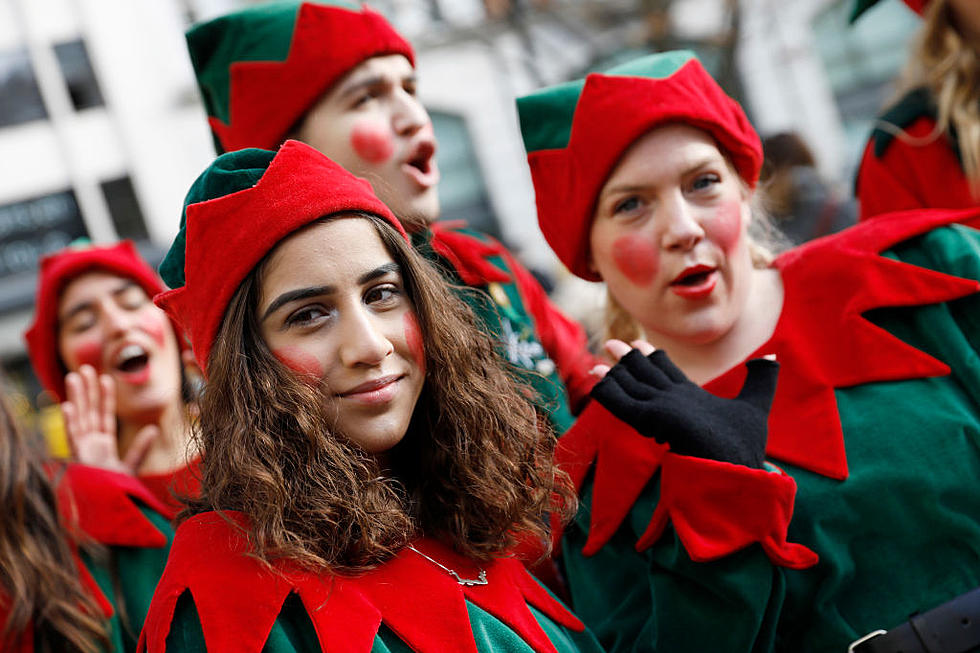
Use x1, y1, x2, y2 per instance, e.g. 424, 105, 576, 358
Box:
561, 209, 980, 560
211, 3, 414, 152
429, 222, 511, 286
857, 116, 978, 221
707, 208, 980, 480
56, 464, 171, 548
140, 512, 582, 653
637, 454, 818, 568
554, 402, 667, 555
139, 458, 202, 518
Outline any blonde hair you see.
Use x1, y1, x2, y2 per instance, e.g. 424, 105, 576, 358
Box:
889, 0, 980, 195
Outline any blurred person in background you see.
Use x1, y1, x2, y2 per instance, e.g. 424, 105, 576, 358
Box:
24, 241, 200, 515
518, 50, 980, 651
760, 131, 855, 244
854, 0, 980, 220
181, 1, 598, 450
0, 368, 173, 652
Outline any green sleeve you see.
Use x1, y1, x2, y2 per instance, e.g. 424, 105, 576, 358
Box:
562, 479, 785, 653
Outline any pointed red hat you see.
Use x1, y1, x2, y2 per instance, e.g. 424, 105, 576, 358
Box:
187, 1, 414, 153
24, 241, 176, 402
517, 52, 762, 281
155, 140, 407, 374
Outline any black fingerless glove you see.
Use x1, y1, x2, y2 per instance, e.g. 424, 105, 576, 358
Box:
590, 349, 779, 469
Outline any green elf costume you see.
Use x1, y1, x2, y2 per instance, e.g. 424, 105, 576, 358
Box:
2, 463, 174, 652
138, 139, 603, 653
518, 51, 980, 651
852, 0, 980, 221
177, 0, 596, 439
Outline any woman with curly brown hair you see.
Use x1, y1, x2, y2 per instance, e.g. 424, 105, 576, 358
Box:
854, 0, 980, 220
0, 372, 174, 652
137, 140, 600, 653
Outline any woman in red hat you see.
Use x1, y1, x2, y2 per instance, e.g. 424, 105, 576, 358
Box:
854, 0, 980, 219
518, 51, 980, 651
138, 140, 601, 653
24, 241, 200, 514
0, 371, 174, 652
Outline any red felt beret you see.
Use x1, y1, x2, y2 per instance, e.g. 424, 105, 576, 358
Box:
24, 241, 177, 402
155, 140, 407, 374
188, 1, 415, 153
517, 53, 762, 281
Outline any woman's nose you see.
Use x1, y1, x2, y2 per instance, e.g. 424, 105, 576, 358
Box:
338, 308, 394, 368
660, 197, 705, 251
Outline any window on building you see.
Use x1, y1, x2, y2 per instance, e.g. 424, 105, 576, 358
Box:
101, 176, 148, 241
430, 111, 500, 238
0, 47, 48, 128
53, 40, 105, 111
0, 189, 87, 279
812, 0, 919, 168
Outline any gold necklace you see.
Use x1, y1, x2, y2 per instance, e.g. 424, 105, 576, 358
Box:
406, 544, 488, 586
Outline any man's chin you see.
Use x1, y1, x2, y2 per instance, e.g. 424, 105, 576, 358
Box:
396, 199, 440, 233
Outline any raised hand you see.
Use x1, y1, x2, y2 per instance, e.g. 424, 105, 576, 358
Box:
590, 344, 778, 469
61, 365, 158, 475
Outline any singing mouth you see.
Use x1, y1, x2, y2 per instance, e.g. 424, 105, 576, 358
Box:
671, 264, 716, 287
402, 140, 439, 188
113, 343, 149, 374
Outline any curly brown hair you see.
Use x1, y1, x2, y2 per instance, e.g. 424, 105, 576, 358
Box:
0, 390, 108, 652
183, 212, 576, 573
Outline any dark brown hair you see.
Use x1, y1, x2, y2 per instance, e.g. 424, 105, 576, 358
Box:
0, 390, 108, 652
184, 212, 575, 573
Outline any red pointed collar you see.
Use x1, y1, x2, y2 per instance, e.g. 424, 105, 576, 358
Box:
705, 208, 980, 480
555, 208, 980, 559
428, 222, 512, 287
55, 464, 171, 548
139, 512, 582, 653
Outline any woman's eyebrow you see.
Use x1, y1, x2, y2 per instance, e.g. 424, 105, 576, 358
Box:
261, 285, 335, 322
358, 262, 399, 285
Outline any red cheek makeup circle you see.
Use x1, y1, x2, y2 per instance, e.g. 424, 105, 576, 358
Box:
611, 236, 659, 286
139, 312, 167, 348
403, 312, 425, 373
709, 199, 744, 253
350, 121, 394, 164
273, 346, 324, 383
71, 339, 103, 372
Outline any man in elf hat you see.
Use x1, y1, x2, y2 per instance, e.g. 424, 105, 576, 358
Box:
177, 0, 597, 438
852, 0, 980, 220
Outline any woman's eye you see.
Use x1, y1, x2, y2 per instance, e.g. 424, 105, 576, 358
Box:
365, 284, 401, 306
691, 173, 721, 192
285, 305, 331, 328
613, 196, 643, 215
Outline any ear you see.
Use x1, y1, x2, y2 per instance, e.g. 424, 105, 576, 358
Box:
586, 251, 599, 275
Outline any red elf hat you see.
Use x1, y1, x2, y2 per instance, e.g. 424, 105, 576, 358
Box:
850, 0, 929, 22
187, 1, 414, 153
24, 241, 176, 402
155, 140, 407, 374
516, 51, 762, 281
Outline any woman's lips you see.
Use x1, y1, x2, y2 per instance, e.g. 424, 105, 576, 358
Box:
338, 375, 403, 405
670, 266, 717, 300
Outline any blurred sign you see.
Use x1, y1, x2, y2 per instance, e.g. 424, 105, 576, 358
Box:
0, 190, 88, 278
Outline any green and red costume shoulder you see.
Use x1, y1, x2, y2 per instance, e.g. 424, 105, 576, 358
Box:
850, 0, 978, 220
855, 87, 979, 220
1, 464, 174, 652
557, 208, 980, 651
138, 511, 602, 653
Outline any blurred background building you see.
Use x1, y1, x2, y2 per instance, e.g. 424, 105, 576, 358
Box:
0, 0, 920, 433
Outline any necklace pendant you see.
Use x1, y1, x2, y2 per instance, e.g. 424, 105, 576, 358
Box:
451, 570, 488, 586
